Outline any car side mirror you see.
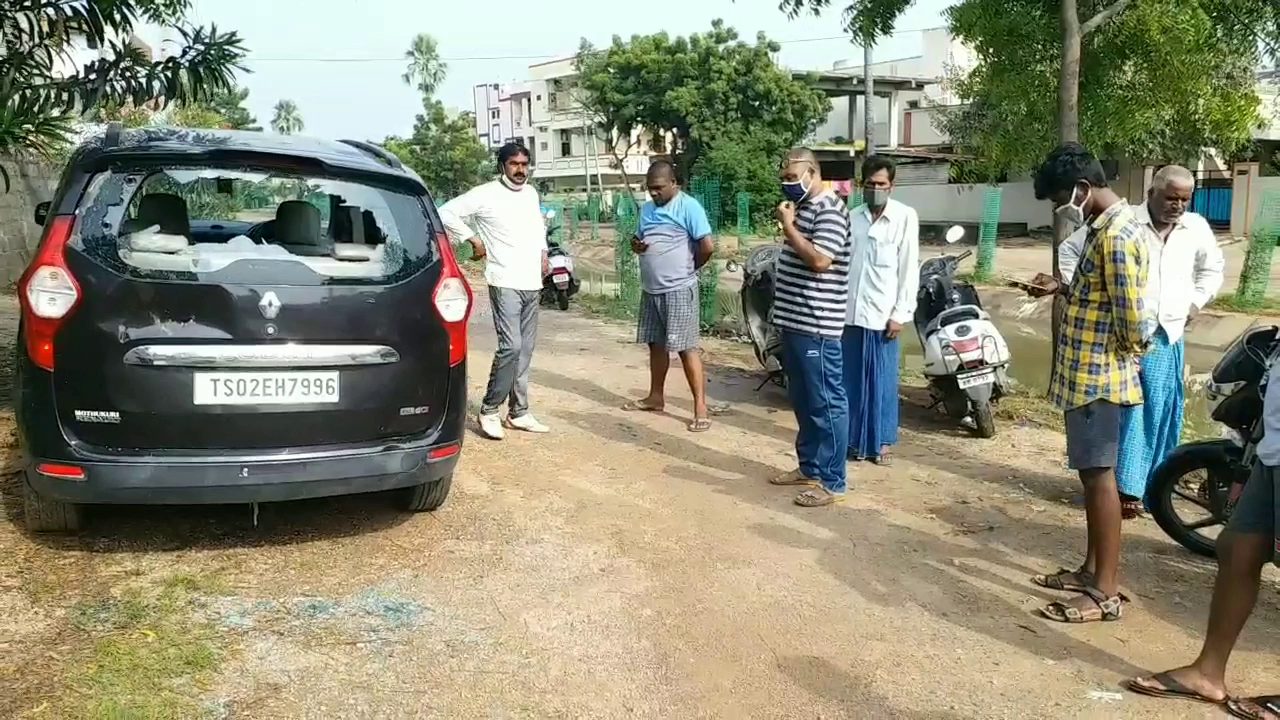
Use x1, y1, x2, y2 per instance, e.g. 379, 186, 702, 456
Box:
33, 201, 50, 226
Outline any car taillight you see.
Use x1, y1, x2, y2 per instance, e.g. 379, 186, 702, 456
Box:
18, 215, 80, 372
432, 233, 473, 366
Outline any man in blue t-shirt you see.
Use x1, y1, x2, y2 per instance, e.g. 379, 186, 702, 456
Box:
621, 161, 714, 432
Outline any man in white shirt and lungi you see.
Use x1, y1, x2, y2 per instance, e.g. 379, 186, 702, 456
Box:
439, 142, 551, 440
1057, 164, 1225, 517
844, 155, 920, 466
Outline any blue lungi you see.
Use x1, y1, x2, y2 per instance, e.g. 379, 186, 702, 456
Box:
842, 325, 900, 460
1116, 328, 1185, 503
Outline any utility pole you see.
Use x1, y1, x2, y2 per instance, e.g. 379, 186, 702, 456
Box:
863, 36, 876, 157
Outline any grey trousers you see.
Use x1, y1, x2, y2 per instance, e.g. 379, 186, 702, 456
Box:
482, 286, 540, 417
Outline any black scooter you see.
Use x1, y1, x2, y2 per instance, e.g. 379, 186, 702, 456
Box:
1148, 325, 1279, 557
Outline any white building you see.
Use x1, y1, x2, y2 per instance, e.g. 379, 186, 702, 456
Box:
472, 58, 668, 192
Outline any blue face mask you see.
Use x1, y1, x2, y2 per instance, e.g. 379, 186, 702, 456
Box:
781, 178, 810, 203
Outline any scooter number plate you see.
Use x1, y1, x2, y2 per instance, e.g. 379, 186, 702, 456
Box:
552, 273, 570, 286
957, 369, 995, 389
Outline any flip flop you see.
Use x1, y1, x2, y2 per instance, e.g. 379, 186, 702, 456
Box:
1125, 673, 1227, 705
622, 399, 663, 412
1227, 696, 1280, 719
687, 417, 712, 433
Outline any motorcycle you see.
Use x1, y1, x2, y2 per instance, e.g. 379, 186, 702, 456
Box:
540, 209, 579, 311
915, 225, 1012, 438
729, 244, 785, 389
1148, 325, 1279, 558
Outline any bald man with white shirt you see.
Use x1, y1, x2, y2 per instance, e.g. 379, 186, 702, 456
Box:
1058, 165, 1225, 516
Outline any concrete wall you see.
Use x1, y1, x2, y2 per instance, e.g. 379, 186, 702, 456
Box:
0, 155, 58, 286
1232, 162, 1280, 237
892, 180, 1050, 228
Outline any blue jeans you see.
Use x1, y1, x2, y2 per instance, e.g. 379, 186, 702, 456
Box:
781, 330, 849, 494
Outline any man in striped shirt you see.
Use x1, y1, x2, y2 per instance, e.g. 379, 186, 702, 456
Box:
767, 148, 854, 508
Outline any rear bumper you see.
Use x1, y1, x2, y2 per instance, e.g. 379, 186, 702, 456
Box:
26, 441, 460, 505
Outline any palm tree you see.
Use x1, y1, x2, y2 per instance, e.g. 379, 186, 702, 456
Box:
270, 100, 304, 135
402, 33, 448, 98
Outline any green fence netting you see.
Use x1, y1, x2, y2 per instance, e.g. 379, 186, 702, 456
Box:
1235, 189, 1280, 309
974, 186, 1003, 282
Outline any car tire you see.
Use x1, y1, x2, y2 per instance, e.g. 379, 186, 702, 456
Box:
22, 473, 83, 533
399, 473, 452, 512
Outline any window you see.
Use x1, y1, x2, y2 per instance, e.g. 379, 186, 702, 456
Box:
72, 166, 433, 286
490, 109, 499, 120
649, 134, 666, 154
536, 94, 542, 101
559, 129, 572, 158
907, 100, 920, 110
491, 124, 500, 140
540, 142, 549, 151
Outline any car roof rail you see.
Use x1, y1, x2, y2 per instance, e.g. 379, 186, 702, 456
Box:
104, 121, 123, 149
338, 139, 403, 169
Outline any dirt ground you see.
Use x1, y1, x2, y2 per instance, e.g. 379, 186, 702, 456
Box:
1, 291, 1278, 719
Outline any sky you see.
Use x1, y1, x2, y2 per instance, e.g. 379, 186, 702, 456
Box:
176, 0, 950, 141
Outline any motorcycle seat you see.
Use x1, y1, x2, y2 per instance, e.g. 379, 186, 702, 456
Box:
924, 305, 982, 336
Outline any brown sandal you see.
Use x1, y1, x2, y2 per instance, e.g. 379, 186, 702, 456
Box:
770, 469, 818, 486
1041, 586, 1124, 623
1121, 499, 1145, 520
622, 399, 663, 412
794, 487, 845, 507
1032, 567, 1094, 592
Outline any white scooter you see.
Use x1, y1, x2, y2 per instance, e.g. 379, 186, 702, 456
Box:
915, 225, 1013, 437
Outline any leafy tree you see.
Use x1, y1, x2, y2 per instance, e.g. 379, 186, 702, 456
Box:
576, 21, 830, 173
384, 33, 491, 201
575, 20, 829, 216
403, 34, 448, 99
207, 85, 260, 130
0, 0, 246, 189
385, 107, 492, 201
270, 99, 304, 135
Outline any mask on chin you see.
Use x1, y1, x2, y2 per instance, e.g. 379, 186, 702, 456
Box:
1054, 184, 1091, 226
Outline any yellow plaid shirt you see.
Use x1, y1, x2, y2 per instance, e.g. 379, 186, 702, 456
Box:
1048, 201, 1150, 410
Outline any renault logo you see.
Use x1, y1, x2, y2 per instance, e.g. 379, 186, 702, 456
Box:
258, 291, 282, 320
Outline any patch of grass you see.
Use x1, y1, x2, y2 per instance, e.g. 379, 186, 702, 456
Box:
1205, 294, 1280, 315
58, 574, 229, 720
573, 292, 639, 322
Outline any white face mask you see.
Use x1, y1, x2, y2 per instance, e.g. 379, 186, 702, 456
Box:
1054, 184, 1091, 226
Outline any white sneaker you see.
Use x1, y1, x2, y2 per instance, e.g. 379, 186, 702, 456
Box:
477, 412, 505, 440
505, 414, 550, 433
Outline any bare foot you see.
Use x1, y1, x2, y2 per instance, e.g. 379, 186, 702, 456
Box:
1127, 666, 1228, 704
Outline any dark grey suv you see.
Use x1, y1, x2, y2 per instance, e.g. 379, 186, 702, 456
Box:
14, 126, 472, 532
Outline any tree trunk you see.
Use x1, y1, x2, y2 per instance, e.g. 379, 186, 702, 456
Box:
1050, 0, 1084, 376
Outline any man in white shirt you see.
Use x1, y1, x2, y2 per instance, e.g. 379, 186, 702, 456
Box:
843, 155, 919, 466
1127, 355, 1278, 715
439, 142, 550, 440
1058, 165, 1225, 515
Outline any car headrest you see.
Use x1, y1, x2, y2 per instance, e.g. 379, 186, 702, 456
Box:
275, 201, 322, 246
135, 193, 190, 237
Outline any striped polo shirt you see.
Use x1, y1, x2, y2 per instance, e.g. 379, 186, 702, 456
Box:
771, 191, 852, 338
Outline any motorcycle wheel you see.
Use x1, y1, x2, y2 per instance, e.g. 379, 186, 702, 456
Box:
972, 399, 996, 438
556, 289, 570, 311
1148, 443, 1242, 559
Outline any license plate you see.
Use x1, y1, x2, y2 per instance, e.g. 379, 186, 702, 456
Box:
193, 371, 340, 405
957, 369, 995, 389
553, 273, 570, 284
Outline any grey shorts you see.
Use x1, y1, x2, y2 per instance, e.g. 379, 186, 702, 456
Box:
1064, 400, 1121, 470
637, 284, 700, 353
1227, 462, 1279, 564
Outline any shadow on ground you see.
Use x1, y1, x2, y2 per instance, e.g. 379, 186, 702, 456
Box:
0, 471, 412, 553
537, 366, 1279, 675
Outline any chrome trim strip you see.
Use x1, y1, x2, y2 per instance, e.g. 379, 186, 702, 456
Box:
122, 344, 400, 368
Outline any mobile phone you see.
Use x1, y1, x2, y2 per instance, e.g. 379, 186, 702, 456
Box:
1006, 278, 1050, 293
